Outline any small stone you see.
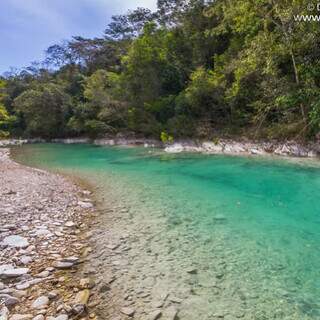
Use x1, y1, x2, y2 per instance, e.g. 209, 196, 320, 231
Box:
16, 282, 30, 290
31, 296, 49, 309
53, 261, 74, 269
2, 235, 29, 248
213, 214, 227, 222
34, 229, 52, 237
186, 268, 198, 274
36, 271, 50, 278
65, 221, 75, 228
61, 256, 79, 264
169, 296, 183, 303
19, 256, 33, 265
32, 316, 44, 320
78, 201, 93, 209
120, 307, 135, 317
48, 290, 59, 299
79, 278, 95, 289
10, 290, 27, 298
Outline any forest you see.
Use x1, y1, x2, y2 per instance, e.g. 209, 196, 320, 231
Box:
1, 0, 320, 142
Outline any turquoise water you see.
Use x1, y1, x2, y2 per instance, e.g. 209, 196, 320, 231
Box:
13, 144, 320, 319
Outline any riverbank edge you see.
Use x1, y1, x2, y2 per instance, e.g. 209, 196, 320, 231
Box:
1, 137, 319, 158
0, 148, 100, 320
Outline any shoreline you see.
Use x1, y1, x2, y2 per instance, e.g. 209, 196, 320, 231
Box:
1, 137, 319, 159
0, 149, 99, 320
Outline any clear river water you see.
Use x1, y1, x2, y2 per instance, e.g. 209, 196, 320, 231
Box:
13, 143, 320, 320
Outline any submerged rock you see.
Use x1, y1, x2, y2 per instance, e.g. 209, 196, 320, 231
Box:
78, 201, 94, 209
120, 307, 135, 317
148, 310, 162, 320
72, 289, 90, 316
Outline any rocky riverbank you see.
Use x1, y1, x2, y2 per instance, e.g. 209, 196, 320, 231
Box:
0, 149, 99, 320
163, 139, 320, 158
1, 137, 319, 158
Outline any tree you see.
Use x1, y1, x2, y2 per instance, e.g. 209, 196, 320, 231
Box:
67, 70, 125, 137
0, 80, 16, 137
13, 83, 71, 138
105, 8, 156, 40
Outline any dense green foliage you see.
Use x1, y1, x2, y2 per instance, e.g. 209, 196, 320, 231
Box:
0, 79, 16, 137
2, 0, 320, 140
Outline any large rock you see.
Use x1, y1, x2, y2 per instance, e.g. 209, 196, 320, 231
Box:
2, 235, 29, 248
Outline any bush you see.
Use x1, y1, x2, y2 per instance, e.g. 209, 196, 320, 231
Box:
160, 131, 174, 144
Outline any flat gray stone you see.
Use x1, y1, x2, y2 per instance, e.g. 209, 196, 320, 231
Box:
2, 236, 29, 248
0, 268, 29, 279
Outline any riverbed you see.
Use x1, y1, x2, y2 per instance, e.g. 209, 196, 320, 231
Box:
13, 143, 320, 320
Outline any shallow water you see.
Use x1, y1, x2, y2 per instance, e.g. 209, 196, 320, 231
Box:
13, 144, 320, 319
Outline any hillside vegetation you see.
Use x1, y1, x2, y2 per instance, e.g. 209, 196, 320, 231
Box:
1, 0, 320, 142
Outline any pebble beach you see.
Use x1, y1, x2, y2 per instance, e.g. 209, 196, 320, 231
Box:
0, 148, 98, 320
